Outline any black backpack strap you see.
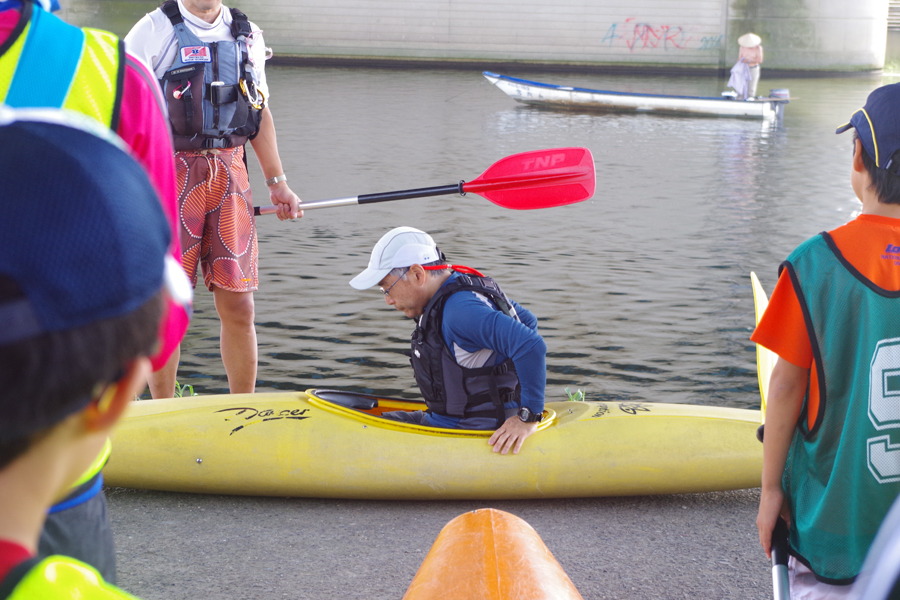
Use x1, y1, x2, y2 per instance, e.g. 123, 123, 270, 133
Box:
161, 0, 183, 25
0, 557, 42, 600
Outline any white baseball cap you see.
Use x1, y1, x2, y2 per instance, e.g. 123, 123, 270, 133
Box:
349, 227, 440, 290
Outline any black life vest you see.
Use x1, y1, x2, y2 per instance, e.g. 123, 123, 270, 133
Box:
159, 0, 263, 151
410, 274, 521, 423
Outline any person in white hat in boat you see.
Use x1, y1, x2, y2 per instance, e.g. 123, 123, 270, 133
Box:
737, 32, 764, 99
350, 227, 547, 455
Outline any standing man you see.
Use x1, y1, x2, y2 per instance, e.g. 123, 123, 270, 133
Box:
738, 32, 764, 99
126, 0, 302, 393
350, 227, 547, 455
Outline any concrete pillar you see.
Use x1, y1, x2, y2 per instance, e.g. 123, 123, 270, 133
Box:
57, 0, 890, 73
727, 0, 888, 71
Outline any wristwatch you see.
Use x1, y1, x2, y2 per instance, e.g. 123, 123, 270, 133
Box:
517, 407, 543, 423
265, 174, 287, 186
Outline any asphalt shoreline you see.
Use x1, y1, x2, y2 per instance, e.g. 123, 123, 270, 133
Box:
108, 487, 770, 600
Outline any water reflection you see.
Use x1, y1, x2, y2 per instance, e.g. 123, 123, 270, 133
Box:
173, 68, 879, 409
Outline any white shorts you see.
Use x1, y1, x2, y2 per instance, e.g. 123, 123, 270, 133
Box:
788, 556, 853, 600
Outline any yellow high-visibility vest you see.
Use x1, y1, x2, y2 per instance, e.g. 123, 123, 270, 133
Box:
0, 0, 123, 128
4, 556, 138, 599
0, 1, 122, 492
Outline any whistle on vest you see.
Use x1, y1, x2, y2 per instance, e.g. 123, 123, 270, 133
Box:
172, 80, 191, 100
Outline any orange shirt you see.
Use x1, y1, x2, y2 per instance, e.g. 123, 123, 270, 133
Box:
751, 214, 900, 427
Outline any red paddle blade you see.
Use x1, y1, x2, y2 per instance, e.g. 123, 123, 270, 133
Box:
463, 147, 595, 209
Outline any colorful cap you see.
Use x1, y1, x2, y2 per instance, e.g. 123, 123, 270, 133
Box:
836, 82, 900, 173
349, 227, 440, 290
0, 107, 176, 345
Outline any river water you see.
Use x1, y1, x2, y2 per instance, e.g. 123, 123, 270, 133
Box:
175, 67, 889, 408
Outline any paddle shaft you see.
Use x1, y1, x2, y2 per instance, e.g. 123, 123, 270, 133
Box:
254, 182, 462, 216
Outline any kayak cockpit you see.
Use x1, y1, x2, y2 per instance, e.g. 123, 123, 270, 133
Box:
306, 388, 556, 436
308, 388, 426, 415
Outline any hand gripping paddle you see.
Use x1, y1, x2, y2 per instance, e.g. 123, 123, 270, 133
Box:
254, 147, 595, 215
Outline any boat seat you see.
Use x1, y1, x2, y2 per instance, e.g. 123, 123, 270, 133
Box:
311, 389, 378, 410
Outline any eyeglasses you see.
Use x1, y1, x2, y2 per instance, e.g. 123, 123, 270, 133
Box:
380, 268, 409, 297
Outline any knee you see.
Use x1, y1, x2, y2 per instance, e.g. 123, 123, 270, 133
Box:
216, 292, 255, 327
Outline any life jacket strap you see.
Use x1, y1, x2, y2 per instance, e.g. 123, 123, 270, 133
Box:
161, 0, 182, 25
487, 375, 507, 424
201, 137, 230, 149
230, 7, 252, 40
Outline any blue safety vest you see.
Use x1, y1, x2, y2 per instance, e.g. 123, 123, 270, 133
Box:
158, 0, 263, 150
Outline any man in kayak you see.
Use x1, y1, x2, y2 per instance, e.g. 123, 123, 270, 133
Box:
350, 227, 547, 455
125, 0, 302, 394
753, 82, 900, 597
0, 110, 180, 598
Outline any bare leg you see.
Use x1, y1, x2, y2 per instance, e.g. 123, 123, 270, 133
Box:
147, 345, 179, 398
213, 287, 257, 393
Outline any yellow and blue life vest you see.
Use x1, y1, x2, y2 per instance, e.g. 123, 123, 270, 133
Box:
0, 0, 123, 128
0, 0, 119, 504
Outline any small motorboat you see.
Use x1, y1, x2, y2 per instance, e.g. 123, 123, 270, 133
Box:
483, 71, 790, 119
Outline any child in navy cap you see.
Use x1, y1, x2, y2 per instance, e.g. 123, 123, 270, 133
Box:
754, 82, 900, 597
0, 107, 187, 598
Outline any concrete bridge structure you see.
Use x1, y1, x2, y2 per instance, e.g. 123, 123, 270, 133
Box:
60, 0, 888, 73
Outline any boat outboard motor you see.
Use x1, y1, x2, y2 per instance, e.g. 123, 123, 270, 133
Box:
770, 89, 790, 120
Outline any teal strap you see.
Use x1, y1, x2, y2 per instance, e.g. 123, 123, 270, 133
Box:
6, 6, 83, 108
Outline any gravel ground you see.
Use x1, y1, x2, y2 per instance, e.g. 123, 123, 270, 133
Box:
108, 487, 770, 600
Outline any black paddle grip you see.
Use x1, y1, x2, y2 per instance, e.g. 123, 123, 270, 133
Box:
357, 184, 462, 205
772, 517, 790, 567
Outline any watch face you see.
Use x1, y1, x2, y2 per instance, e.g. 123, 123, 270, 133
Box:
518, 407, 536, 422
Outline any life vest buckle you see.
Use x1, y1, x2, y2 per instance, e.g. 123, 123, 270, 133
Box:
201, 137, 229, 149
209, 82, 238, 105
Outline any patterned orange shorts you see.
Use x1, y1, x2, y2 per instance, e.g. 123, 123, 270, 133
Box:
176, 146, 259, 292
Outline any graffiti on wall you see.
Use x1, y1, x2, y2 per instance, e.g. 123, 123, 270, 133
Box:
601, 18, 722, 52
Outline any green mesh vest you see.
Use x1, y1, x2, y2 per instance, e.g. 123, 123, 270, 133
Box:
782, 232, 900, 584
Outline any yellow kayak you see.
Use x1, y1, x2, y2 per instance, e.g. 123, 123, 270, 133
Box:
752, 271, 778, 420
104, 388, 762, 499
